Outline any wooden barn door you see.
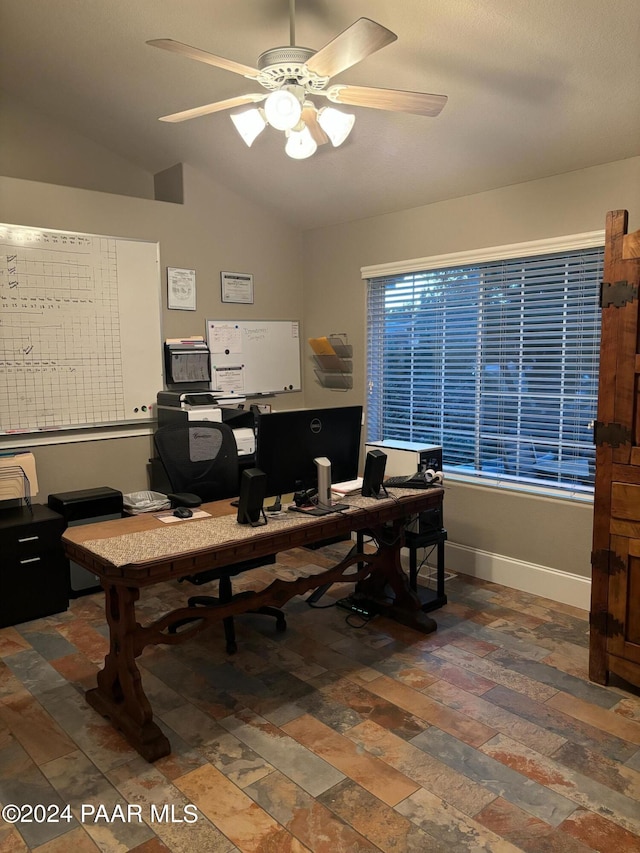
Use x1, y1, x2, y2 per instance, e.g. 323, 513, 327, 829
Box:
590, 209, 640, 688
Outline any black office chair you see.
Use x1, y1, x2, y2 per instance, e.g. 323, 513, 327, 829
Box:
153, 421, 285, 653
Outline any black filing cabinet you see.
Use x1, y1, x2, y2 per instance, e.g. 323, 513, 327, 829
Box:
0, 504, 69, 628
48, 487, 123, 597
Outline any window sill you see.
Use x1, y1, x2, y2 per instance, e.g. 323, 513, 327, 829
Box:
445, 468, 594, 504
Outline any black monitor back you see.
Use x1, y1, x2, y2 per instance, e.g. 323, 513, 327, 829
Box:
256, 406, 362, 496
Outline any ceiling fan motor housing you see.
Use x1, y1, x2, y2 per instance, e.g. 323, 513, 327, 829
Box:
256, 46, 328, 92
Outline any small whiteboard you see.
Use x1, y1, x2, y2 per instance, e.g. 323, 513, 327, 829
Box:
205, 319, 301, 397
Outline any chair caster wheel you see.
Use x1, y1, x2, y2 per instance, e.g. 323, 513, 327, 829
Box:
226, 641, 238, 654
276, 618, 287, 633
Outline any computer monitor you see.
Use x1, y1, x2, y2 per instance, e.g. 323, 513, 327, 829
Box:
256, 405, 363, 498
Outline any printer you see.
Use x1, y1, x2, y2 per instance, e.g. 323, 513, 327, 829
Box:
155, 391, 255, 456
365, 439, 442, 477
156, 391, 222, 425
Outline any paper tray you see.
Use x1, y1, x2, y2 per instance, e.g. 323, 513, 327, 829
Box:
0, 452, 38, 500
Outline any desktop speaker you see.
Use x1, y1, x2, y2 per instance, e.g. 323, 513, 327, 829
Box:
237, 467, 267, 525
362, 449, 387, 498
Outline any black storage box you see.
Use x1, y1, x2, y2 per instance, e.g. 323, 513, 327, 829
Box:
48, 487, 123, 597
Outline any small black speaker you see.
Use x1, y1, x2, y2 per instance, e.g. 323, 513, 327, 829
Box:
237, 467, 268, 525
362, 449, 387, 498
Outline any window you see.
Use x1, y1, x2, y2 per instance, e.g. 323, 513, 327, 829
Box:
365, 235, 604, 497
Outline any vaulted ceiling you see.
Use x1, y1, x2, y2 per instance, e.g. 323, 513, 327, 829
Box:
2, 0, 639, 229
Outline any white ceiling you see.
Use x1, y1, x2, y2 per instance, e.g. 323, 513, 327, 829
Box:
2, 0, 639, 230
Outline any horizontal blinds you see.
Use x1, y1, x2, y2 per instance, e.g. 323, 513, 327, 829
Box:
367, 245, 603, 496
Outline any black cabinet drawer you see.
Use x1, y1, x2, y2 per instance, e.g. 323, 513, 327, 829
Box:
0, 505, 69, 627
3, 521, 65, 562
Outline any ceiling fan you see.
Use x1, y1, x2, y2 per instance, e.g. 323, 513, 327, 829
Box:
148, 0, 448, 159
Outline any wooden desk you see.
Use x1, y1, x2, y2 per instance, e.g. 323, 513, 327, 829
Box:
63, 488, 443, 761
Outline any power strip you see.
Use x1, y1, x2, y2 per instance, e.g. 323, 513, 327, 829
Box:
335, 596, 379, 618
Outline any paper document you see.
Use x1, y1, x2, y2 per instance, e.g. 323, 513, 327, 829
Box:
308, 336, 337, 356
332, 477, 363, 495
208, 323, 242, 354
212, 366, 245, 394
155, 509, 211, 523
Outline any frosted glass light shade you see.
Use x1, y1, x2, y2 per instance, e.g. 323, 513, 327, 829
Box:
318, 106, 355, 147
285, 126, 317, 159
264, 88, 303, 131
230, 108, 266, 146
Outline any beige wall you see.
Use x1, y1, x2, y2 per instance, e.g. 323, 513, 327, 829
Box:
302, 157, 640, 582
0, 164, 305, 498
0, 95, 155, 200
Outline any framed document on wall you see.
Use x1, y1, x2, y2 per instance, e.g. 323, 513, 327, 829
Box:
221, 271, 254, 304
167, 267, 196, 310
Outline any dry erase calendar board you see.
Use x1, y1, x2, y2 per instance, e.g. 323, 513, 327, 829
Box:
0, 223, 163, 435
206, 319, 301, 397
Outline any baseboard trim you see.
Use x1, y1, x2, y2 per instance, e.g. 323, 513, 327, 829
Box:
443, 542, 591, 611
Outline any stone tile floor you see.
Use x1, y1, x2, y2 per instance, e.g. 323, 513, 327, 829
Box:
1, 540, 640, 852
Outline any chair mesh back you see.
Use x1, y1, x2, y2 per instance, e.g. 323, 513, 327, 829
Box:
154, 421, 239, 501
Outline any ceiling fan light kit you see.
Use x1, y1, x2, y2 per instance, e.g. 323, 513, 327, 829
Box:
263, 85, 304, 131
149, 2, 447, 161
317, 106, 355, 147
230, 108, 267, 146
285, 125, 318, 160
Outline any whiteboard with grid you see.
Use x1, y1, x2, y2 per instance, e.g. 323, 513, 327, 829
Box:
0, 224, 162, 434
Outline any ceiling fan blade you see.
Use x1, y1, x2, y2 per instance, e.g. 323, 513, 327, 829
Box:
326, 84, 448, 116
159, 94, 266, 123
306, 18, 397, 79
301, 105, 329, 145
147, 39, 260, 79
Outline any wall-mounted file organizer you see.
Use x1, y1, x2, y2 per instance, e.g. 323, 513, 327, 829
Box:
309, 334, 353, 390
164, 338, 211, 388
0, 463, 33, 511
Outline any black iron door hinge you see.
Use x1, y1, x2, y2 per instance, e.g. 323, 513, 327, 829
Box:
594, 421, 632, 447
600, 279, 637, 308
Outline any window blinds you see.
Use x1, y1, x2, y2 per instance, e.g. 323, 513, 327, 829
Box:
366, 245, 604, 496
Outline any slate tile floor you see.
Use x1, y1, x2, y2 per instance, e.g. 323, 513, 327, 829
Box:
1, 540, 640, 852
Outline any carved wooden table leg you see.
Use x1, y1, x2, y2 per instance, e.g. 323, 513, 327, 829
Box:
355, 520, 437, 634
86, 583, 170, 761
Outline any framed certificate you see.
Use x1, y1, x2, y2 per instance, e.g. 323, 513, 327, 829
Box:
221, 271, 254, 304
167, 267, 196, 310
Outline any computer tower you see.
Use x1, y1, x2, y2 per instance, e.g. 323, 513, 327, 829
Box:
364, 439, 442, 477
48, 487, 123, 596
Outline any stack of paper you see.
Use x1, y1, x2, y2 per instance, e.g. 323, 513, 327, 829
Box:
332, 477, 364, 496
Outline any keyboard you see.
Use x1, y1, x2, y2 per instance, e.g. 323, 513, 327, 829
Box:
288, 504, 346, 516
383, 473, 435, 489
